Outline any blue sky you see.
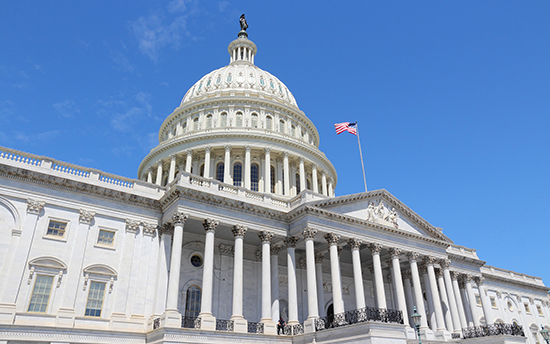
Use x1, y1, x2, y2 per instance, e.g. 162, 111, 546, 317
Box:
1, 1, 549, 285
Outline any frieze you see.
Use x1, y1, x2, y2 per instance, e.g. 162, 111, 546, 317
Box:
366, 200, 399, 228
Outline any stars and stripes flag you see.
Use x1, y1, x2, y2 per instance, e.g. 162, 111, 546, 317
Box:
334, 122, 357, 135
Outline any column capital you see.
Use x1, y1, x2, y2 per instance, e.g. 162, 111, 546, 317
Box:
450, 270, 460, 280
27, 199, 45, 214
172, 212, 189, 226
244, 145, 251, 152
270, 245, 282, 256
125, 218, 140, 233
496, 290, 502, 299
440, 258, 451, 268
159, 223, 174, 236
231, 225, 247, 238
299, 157, 305, 163
79, 209, 95, 225
347, 238, 362, 251
169, 154, 177, 160
155, 159, 163, 167
142, 222, 157, 236
185, 149, 193, 156
302, 227, 317, 240
389, 247, 402, 258
264, 147, 271, 154
337, 246, 343, 257
463, 274, 474, 283
419, 264, 428, 274
424, 255, 437, 266
224, 144, 232, 151
435, 268, 443, 279
407, 251, 420, 262
283, 151, 289, 158
384, 259, 393, 267
258, 230, 274, 244
402, 270, 412, 279
367, 265, 375, 274
315, 252, 325, 264
284, 236, 298, 248
529, 297, 534, 304
324, 232, 340, 246
202, 218, 219, 233
204, 146, 212, 153
312, 164, 318, 171
474, 276, 485, 285
368, 243, 382, 255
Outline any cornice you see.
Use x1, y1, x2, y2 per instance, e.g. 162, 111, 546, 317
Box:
482, 273, 550, 293
447, 253, 486, 267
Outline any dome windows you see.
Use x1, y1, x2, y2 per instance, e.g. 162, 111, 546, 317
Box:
249, 74, 254, 84
260, 77, 265, 86
251, 113, 258, 128
266, 116, 273, 130
270, 80, 274, 89
197, 82, 202, 93
193, 118, 199, 131
237, 73, 244, 83
206, 114, 213, 129
250, 163, 259, 191
220, 113, 228, 127
235, 112, 243, 127
291, 125, 296, 137
206, 78, 211, 87
216, 163, 224, 182
233, 162, 242, 187
227, 74, 232, 83
182, 121, 187, 133
216, 75, 221, 84
279, 120, 285, 134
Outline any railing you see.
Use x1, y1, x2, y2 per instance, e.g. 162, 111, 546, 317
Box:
247, 321, 263, 334
99, 174, 134, 188
181, 316, 198, 329
451, 332, 461, 339
51, 162, 90, 177
215, 319, 234, 331
462, 323, 524, 339
0, 150, 41, 166
316, 306, 403, 331
284, 323, 304, 336
153, 317, 160, 330
218, 184, 238, 195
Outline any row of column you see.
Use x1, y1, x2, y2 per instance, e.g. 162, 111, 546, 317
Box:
145, 146, 335, 197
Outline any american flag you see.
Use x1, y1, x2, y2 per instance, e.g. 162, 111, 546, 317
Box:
334, 122, 357, 135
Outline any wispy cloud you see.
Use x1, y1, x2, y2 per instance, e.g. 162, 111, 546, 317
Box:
0, 100, 15, 121
97, 92, 154, 132
218, 1, 229, 12
53, 100, 80, 118
111, 50, 135, 73
14, 130, 60, 144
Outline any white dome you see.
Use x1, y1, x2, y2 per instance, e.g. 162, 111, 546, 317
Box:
180, 62, 299, 109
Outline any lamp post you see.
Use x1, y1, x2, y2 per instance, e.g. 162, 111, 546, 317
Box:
541, 325, 549, 344
411, 306, 422, 344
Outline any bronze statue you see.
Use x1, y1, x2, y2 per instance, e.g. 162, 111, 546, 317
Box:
240, 14, 248, 31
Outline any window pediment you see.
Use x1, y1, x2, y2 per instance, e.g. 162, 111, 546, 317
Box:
29, 256, 67, 270
83, 264, 117, 277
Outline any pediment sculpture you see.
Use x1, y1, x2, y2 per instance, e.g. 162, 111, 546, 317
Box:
366, 200, 399, 229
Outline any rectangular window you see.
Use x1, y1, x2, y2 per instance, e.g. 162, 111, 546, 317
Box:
85, 281, 106, 317
475, 294, 482, 306
537, 305, 543, 316
97, 229, 115, 246
490, 297, 497, 308
524, 303, 531, 313
28, 275, 54, 313
46, 220, 67, 238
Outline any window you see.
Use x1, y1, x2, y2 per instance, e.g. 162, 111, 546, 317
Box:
537, 305, 543, 316
270, 166, 276, 193
193, 118, 199, 131
235, 112, 243, 127
507, 301, 514, 312
206, 114, 212, 128
227, 74, 232, 83
199, 164, 205, 177
490, 297, 497, 308
28, 275, 54, 313
475, 294, 482, 306
524, 303, 531, 313
251, 114, 258, 128
190, 255, 203, 268
185, 286, 201, 317
216, 163, 224, 182
266, 116, 272, 130
46, 220, 67, 238
85, 281, 106, 317
291, 125, 296, 137
279, 120, 285, 133
220, 113, 227, 127
182, 121, 187, 132
97, 229, 115, 247
296, 173, 301, 193
172, 127, 177, 137
250, 163, 259, 191
233, 162, 242, 187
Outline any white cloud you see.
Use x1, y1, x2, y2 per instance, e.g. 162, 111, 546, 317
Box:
97, 92, 154, 132
14, 130, 60, 144
111, 50, 135, 73
53, 100, 80, 118
218, 1, 229, 12
167, 0, 187, 13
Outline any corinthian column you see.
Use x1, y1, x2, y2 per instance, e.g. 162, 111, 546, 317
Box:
185, 150, 193, 173
325, 233, 345, 324
224, 145, 231, 184
312, 164, 319, 193
302, 228, 319, 333
284, 236, 299, 325
464, 274, 480, 326
321, 172, 328, 196
440, 259, 461, 332
425, 256, 448, 337
315, 252, 326, 317
475, 276, 494, 325
283, 151, 290, 196
271, 245, 282, 322
407, 252, 428, 329
450, 271, 468, 329
155, 161, 163, 185
436, 268, 454, 332
230, 225, 247, 332
389, 247, 409, 326
258, 231, 277, 334
348, 238, 366, 310
369, 243, 386, 309
244, 145, 251, 189
168, 154, 177, 183
198, 218, 218, 330
299, 157, 306, 192
264, 148, 271, 193
204, 146, 211, 178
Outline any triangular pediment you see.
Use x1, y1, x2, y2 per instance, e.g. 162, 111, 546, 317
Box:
307, 189, 453, 243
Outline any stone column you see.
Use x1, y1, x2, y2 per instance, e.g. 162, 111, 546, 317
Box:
450, 271, 468, 329
315, 252, 326, 317
258, 231, 276, 334
271, 245, 281, 322
223, 145, 231, 184
476, 277, 494, 325
185, 150, 192, 173
328, 179, 334, 197
459, 280, 474, 327
204, 147, 211, 179
425, 256, 447, 335
264, 148, 271, 193
230, 225, 247, 332
299, 158, 306, 192
464, 275, 480, 326
325, 233, 345, 324
349, 239, 366, 310
389, 248, 409, 326
302, 228, 319, 333
168, 155, 177, 183
154, 224, 172, 315
440, 260, 462, 332
155, 161, 163, 185
436, 268, 454, 333
283, 152, 290, 196
402, 270, 415, 327
147, 169, 153, 183
198, 219, 219, 330
244, 145, 251, 189
407, 253, 428, 329
284, 237, 299, 325
369, 243, 386, 309
421, 265, 437, 332
312, 165, 319, 193
321, 172, 328, 196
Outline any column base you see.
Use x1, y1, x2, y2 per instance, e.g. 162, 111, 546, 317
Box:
435, 329, 452, 341
230, 316, 248, 333
303, 317, 318, 334
160, 309, 182, 328
419, 327, 436, 341
260, 318, 277, 335
55, 307, 75, 328
0, 303, 15, 324
198, 313, 216, 331
404, 326, 417, 339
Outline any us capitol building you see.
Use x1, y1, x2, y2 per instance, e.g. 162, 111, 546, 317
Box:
0, 18, 548, 344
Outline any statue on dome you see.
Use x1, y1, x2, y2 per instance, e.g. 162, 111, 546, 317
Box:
239, 14, 248, 31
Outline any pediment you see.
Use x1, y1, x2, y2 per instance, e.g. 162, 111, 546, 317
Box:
308, 189, 452, 243
29, 256, 67, 270
83, 264, 117, 277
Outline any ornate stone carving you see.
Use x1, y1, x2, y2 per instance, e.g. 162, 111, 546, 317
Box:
424, 256, 437, 266
389, 247, 402, 258
347, 238, 362, 251
299, 258, 307, 269
203, 218, 219, 233
279, 276, 288, 284
204, 146, 211, 153
264, 147, 271, 154
255, 249, 262, 261
79, 209, 95, 225
342, 286, 349, 295
224, 144, 231, 152
315, 252, 325, 264
516, 295, 522, 303
125, 219, 140, 233
258, 230, 274, 244
419, 264, 428, 274
529, 297, 534, 304
302, 227, 317, 240
435, 268, 443, 279
172, 212, 188, 226
219, 243, 234, 256
496, 290, 502, 298
271, 245, 282, 256
324, 233, 340, 246
26, 199, 45, 214
450, 270, 460, 280
109, 277, 114, 294
407, 251, 420, 262
231, 224, 247, 238
475, 276, 485, 285
244, 145, 251, 153
284, 236, 298, 248
367, 265, 375, 274
159, 223, 174, 236
365, 200, 399, 228
368, 243, 382, 255
440, 258, 451, 269
402, 270, 412, 280
463, 274, 474, 283
142, 222, 157, 236
56, 270, 63, 288
27, 266, 35, 284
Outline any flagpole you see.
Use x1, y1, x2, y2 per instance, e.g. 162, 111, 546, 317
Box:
355, 122, 368, 192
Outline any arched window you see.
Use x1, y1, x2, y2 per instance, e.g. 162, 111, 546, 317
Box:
295, 173, 301, 193
236, 112, 243, 127
250, 163, 259, 191
172, 127, 177, 137
279, 120, 285, 133
233, 162, 242, 187
291, 125, 296, 137
182, 121, 187, 132
220, 113, 227, 127
184, 285, 201, 317
216, 162, 224, 182
270, 166, 276, 193
206, 114, 212, 128
251, 113, 258, 128
193, 118, 199, 131
266, 116, 273, 130
199, 164, 205, 177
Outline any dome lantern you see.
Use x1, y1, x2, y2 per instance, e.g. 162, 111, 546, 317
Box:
228, 14, 257, 64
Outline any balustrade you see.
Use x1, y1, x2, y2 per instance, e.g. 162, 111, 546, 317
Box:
462, 323, 525, 338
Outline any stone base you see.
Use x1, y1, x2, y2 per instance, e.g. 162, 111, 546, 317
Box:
435, 329, 452, 341
0, 303, 15, 324
55, 307, 75, 327
260, 318, 277, 335
420, 327, 436, 341
404, 326, 417, 339
230, 316, 248, 333
303, 317, 318, 334
160, 310, 182, 328
198, 313, 216, 331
